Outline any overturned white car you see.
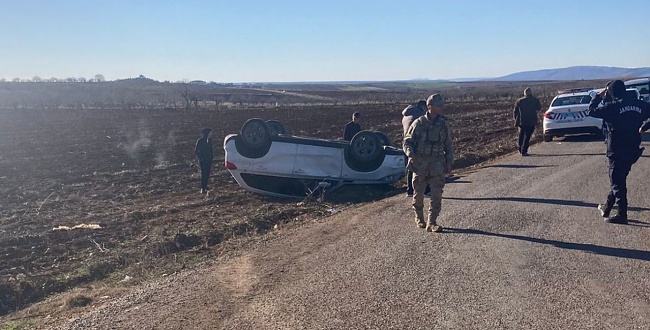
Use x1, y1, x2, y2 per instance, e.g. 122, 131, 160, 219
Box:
224, 118, 406, 198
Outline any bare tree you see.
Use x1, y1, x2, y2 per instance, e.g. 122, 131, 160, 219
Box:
0, 78, 5, 82
78, 77, 87, 83
11, 78, 20, 82
32, 76, 42, 82
94, 74, 105, 82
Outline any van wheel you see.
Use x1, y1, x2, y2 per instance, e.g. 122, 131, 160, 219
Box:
373, 131, 391, 146
345, 131, 385, 172
236, 118, 272, 158
266, 120, 286, 136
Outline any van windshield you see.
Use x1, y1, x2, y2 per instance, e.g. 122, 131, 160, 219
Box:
551, 95, 591, 107
626, 82, 649, 96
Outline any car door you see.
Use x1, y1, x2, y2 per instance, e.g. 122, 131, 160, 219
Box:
292, 142, 343, 180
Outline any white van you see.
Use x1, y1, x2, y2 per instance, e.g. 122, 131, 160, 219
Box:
625, 77, 650, 102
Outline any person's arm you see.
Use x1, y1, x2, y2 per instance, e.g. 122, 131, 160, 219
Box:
641, 120, 650, 133
195, 139, 201, 157
513, 100, 520, 127
403, 122, 419, 158
641, 103, 650, 133
207, 138, 214, 159
535, 98, 542, 125
343, 123, 351, 140
443, 122, 454, 173
587, 89, 606, 116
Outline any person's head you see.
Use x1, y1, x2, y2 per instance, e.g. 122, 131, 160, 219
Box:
606, 80, 626, 100
202, 127, 212, 136
352, 112, 361, 123
416, 100, 427, 110
524, 87, 533, 97
426, 93, 445, 115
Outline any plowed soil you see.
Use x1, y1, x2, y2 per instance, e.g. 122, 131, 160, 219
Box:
0, 99, 541, 317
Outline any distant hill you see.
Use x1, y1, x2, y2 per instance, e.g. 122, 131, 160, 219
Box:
493, 66, 650, 81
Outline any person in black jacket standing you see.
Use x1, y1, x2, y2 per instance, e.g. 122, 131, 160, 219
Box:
588, 80, 650, 224
195, 128, 214, 194
343, 112, 362, 141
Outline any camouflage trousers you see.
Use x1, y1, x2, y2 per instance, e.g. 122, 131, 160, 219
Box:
412, 172, 445, 224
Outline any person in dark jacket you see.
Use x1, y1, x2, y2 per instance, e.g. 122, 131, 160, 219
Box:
513, 87, 542, 156
195, 128, 214, 194
402, 100, 429, 197
588, 80, 650, 224
343, 112, 362, 141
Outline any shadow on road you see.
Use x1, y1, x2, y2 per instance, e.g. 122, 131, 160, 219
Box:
530, 153, 605, 157
445, 228, 650, 261
446, 175, 471, 184
444, 196, 650, 212
483, 164, 557, 169
552, 135, 604, 143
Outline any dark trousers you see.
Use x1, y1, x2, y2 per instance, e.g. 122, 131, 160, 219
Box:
518, 126, 535, 154
605, 157, 632, 215
200, 160, 212, 190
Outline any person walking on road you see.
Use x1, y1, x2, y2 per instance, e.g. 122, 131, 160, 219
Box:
343, 112, 362, 141
402, 99, 429, 197
588, 80, 650, 224
403, 94, 454, 232
195, 127, 214, 194
513, 87, 541, 156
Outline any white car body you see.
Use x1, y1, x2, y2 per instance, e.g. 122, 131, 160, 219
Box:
542, 88, 641, 141
625, 77, 650, 102
224, 119, 405, 198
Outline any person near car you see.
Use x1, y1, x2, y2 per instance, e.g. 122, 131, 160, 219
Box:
402, 99, 429, 197
403, 93, 454, 233
513, 87, 541, 156
195, 127, 214, 194
343, 112, 362, 141
587, 80, 650, 224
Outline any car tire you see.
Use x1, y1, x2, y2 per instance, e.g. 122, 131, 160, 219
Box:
373, 131, 391, 146
266, 120, 286, 136
235, 118, 272, 158
345, 131, 385, 172
543, 134, 553, 142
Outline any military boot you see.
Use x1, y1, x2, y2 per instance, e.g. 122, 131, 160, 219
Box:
414, 208, 425, 228
426, 216, 442, 233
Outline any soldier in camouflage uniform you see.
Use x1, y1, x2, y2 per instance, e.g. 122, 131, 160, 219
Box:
403, 93, 454, 232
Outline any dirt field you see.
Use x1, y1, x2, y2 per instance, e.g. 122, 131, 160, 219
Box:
0, 92, 549, 319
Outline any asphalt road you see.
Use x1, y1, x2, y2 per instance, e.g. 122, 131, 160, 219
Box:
56, 135, 650, 330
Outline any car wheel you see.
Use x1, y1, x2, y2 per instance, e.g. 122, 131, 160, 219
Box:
373, 131, 391, 146
235, 118, 272, 158
266, 120, 286, 136
345, 131, 385, 172
543, 134, 553, 142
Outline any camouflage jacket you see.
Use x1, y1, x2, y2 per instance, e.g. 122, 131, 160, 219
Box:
403, 113, 453, 174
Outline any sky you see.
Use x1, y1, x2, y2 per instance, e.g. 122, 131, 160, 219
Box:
1, 0, 649, 83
